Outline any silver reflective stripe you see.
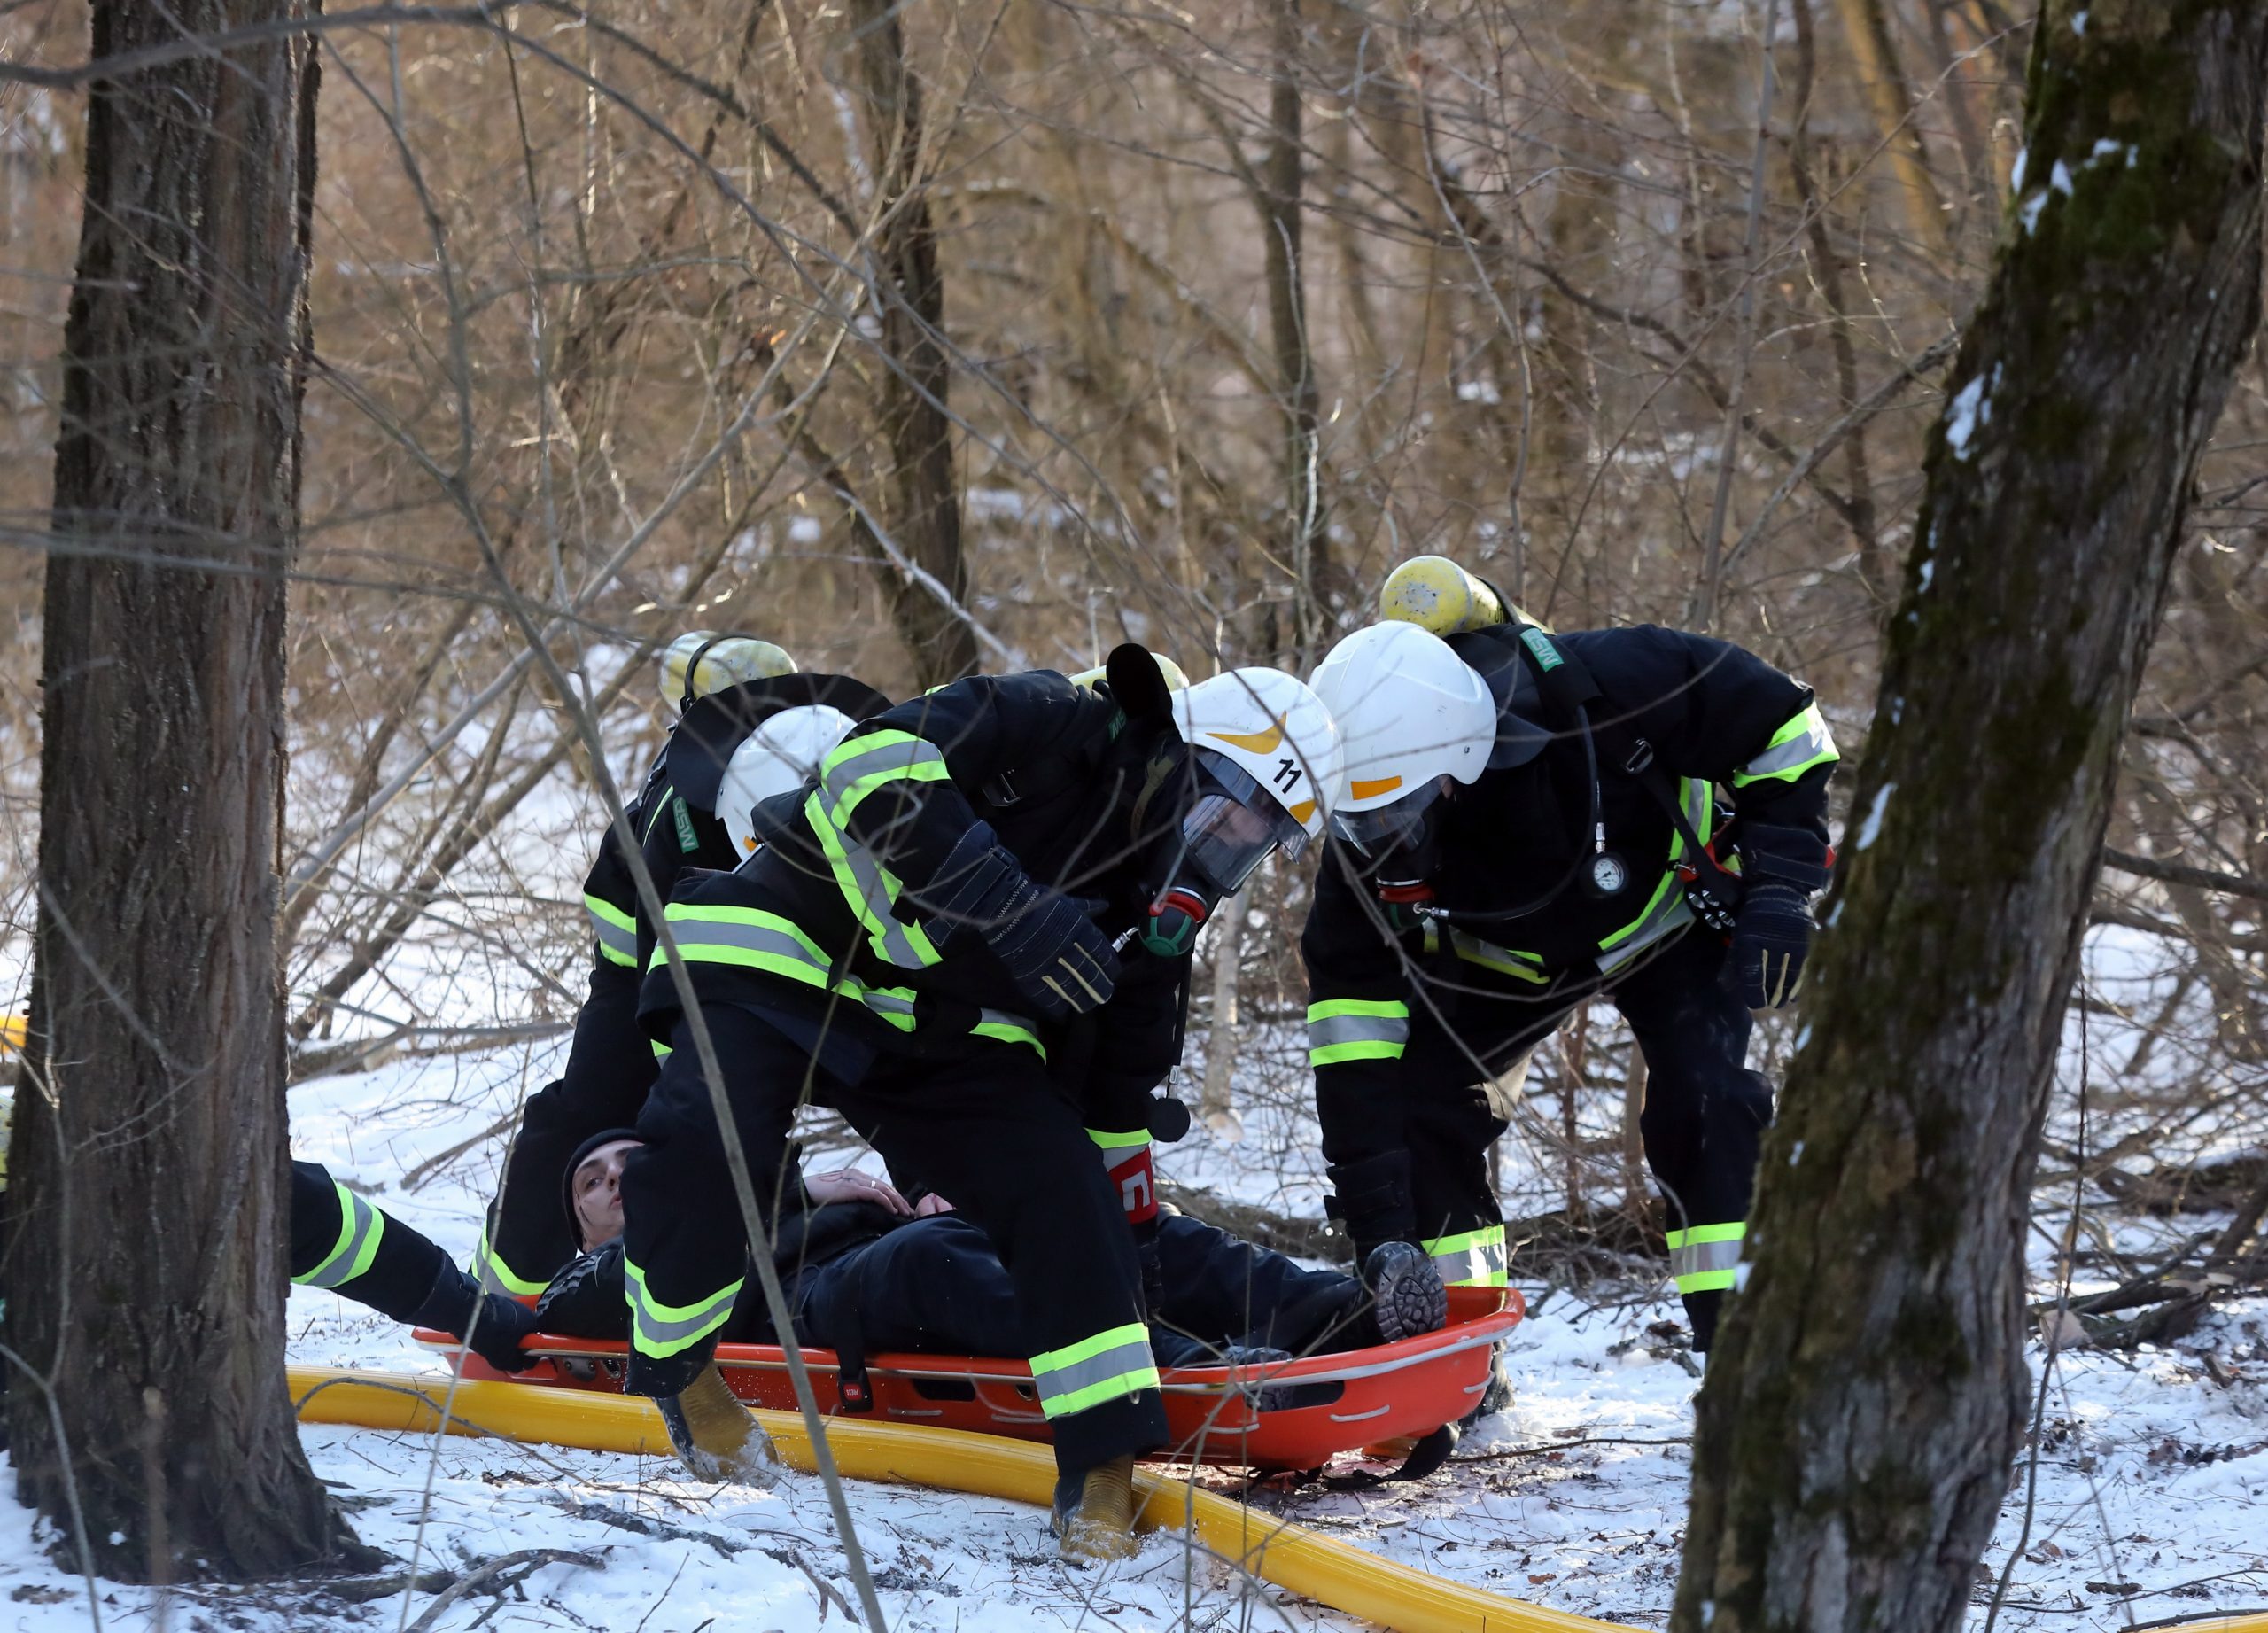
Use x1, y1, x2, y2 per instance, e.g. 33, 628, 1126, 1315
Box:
1663, 778, 1715, 864
1740, 705, 1837, 781
629, 1278, 744, 1359
586, 899, 638, 967
297, 1186, 383, 1289
1425, 1230, 1508, 1287
1671, 1236, 1744, 1279
1596, 892, 1693, 976
671, 914, 834, 983
1031, 1334, 1157, 1412
867, 989, 917, 1021
1446, 929, 1552, 983
1683, 776, 1713, 846
1306, 1012, 1410, 1051
473, 1227, 549, 1297
821, 736, 945, 820
828, 827, 936, 968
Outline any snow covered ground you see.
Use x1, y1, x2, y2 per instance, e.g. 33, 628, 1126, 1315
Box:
4, 1038, 2263, 1632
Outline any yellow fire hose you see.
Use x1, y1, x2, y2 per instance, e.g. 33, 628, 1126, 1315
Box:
287, 1365, 1628, 1633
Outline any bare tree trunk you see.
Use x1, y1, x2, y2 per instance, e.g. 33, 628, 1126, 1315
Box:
1200, 889, 1245, 1140
1621, 1050, 1651, 1225
844, 0, 978, 688
1674, 5, 2268, 1629
1560, 1002, 1589, 1220
1789, 0, 1883, 595
4, 0, 364, 1580
1829, 0, 1953, 261
1261, 0, 1328, 665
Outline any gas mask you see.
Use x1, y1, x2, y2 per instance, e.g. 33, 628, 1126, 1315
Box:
1140, 749, 1312, 956
1331, 778, 1448, 884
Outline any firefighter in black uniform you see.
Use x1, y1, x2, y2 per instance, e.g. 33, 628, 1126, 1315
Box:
617, 648, 1340, 1560
1303, 609, 1837, 1354
472, 639, 889, 1298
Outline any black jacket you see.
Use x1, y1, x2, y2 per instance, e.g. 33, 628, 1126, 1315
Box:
639, 669, 1194, 1116
1302, 624, 1837, 1086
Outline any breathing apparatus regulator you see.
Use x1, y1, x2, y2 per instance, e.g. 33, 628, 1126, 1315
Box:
1096, 648, 1343, 960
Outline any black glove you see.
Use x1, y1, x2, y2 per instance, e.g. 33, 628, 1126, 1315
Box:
410, 1264, 539, 1372
535, 1239, 631, 1341
915, 823, 1118, 1019
467, 1293, 540, 1372
1731, 823, 1829, 1009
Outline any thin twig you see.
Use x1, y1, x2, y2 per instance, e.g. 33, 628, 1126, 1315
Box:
402, 1548, 605, 1632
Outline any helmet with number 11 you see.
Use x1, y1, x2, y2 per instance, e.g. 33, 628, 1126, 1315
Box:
1137, 667, 1342, 955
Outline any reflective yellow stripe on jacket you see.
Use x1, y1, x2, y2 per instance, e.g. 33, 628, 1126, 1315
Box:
296, 1182, 385, 1290
471, 1225, 550, 1298
657, 901, 918, 1033
1730, 702, 1839, 787
585, 892, 639, 968
804, 730, 948, 970
657, 902, 1043, 1054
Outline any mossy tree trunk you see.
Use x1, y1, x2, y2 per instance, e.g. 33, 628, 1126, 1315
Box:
4, 0, 362, 1580
1673, 5, 2268, 1630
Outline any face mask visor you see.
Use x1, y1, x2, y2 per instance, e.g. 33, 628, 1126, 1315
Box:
1178, 749, 1310, 898
1327, 776, 1447, 868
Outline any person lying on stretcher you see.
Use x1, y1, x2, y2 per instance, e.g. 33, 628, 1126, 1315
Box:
533, 1132, 1448, 1370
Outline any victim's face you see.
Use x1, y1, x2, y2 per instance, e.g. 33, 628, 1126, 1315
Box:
572, 1139, 641, 1248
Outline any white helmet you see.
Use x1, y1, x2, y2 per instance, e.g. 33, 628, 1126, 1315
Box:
1309, 622, 1497, 859
716, 704, 858, 855
1168, 667, 1342, 893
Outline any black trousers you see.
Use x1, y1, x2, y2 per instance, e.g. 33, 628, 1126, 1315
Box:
620, 1003, 1168, 1478
480, 962, 658, 1294
790, 1211, 1371, 1366
1324, 925, 1772, 1349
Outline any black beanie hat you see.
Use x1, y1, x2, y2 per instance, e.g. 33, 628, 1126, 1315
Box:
562, 1127, 644, 1248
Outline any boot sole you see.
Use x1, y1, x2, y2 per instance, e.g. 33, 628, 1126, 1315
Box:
1373, 1258, 1449, 1344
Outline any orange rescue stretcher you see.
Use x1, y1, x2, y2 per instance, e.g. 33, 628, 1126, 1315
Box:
419, 1285, 1522, 1474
